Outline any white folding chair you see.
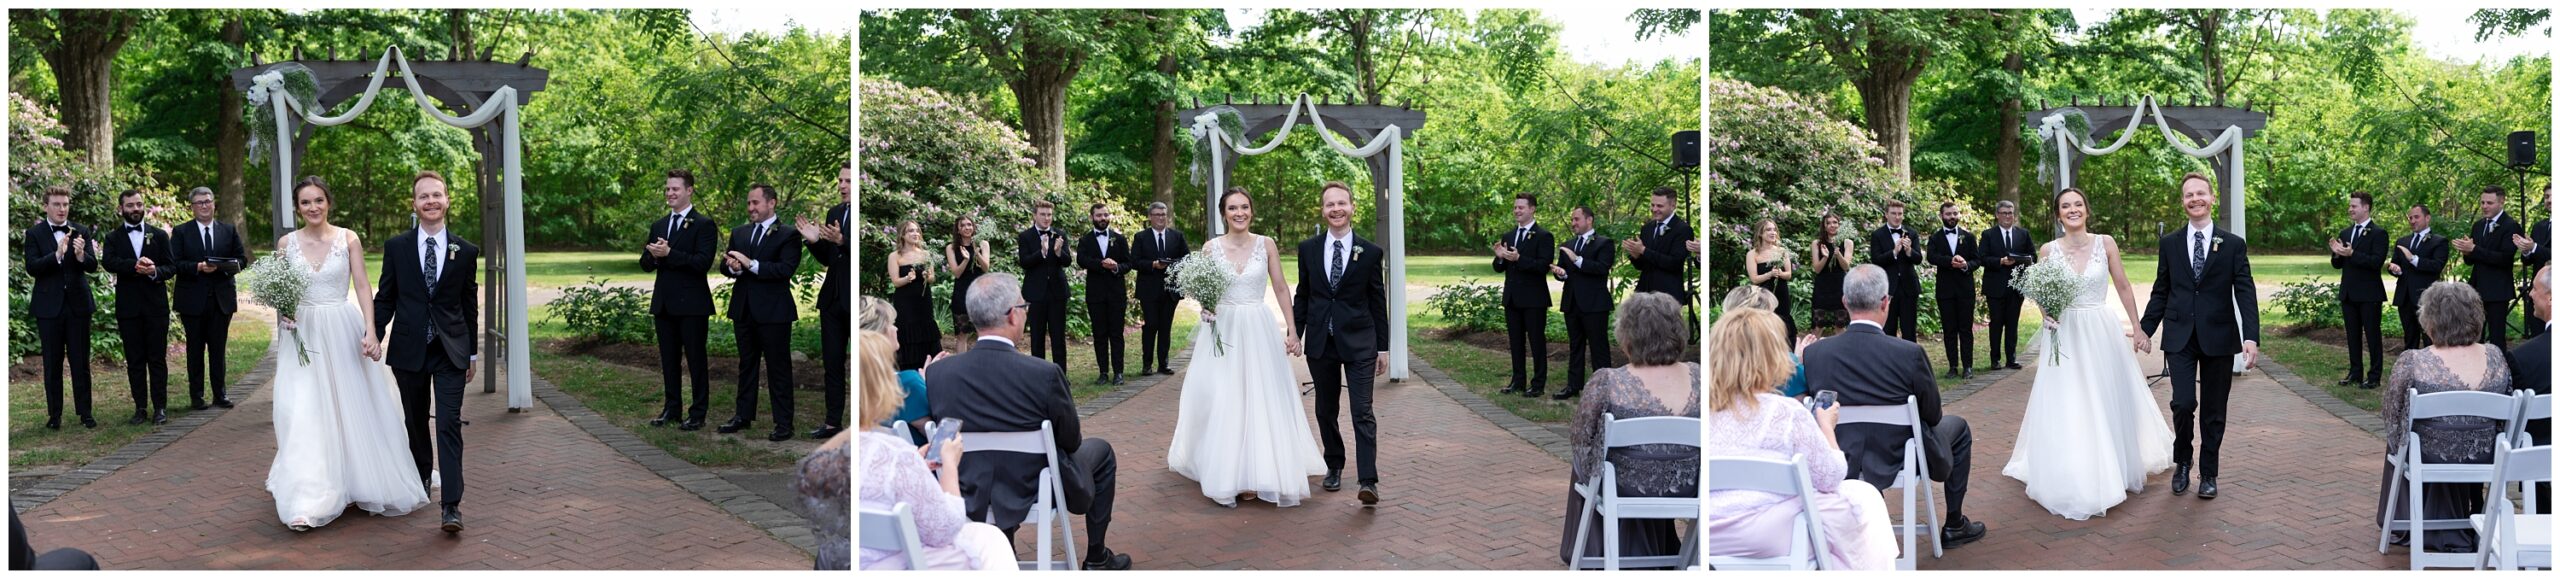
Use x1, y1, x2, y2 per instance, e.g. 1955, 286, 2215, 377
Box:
1566, 414, 1703, 570
963, 420, 1079, 571
2380, 388, 2519, 570
858, 503, 930, 570
2509, 390, 2551, 447
1836, 395, 1940, 570
2474, 434, 2552, 570
1703, 454, 1829, 570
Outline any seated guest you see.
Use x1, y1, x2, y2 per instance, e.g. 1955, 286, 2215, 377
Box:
2376, 282, 2512, 553
860, 296, 931, 443
1559, 292, 1703, 567
2513, 267, 2551, 508
799, 429, 853, 570
10, 508, 98, 570
1705, 306, 1895, 570
928, 273, 1136, 570
1805, 264, 1989, 548
1724, 286, 1810, 398
858, 331, 1017, 570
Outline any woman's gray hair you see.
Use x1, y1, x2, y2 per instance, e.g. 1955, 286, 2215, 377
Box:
1721, 285, 1775, 311
1842, 264, 1889, 312
1616, 292, 1690, 367
967, 273, 1024, 331
2417, 281, 2485, 347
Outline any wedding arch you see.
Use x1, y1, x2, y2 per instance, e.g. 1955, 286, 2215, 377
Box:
230, 46, 543, 409
2030, 95, 2270, 236
1182, 94, 1428, 381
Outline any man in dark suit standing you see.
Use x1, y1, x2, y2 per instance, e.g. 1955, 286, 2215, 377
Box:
2455, 185, 2524, 349
371, 171, 482, 533
1624, 187, 1691, 310
642, 169, 719, 431
1549, 206, 1613, 400
1130, 201, 1189, 376
718, 184, 803, 442
2389, 204, 2450, 353
1805, 264, 1989, 548
929, 273, 1135, 570
171, 187, 243, 410
1017, 200, 1073, 371
1925, 201, 1980, 378
26, 186, 100, 430
796, 164, 851, 439
1076, 203, 1132, 386
1869, 200, 1924, 342
2509, 267, 2551, 508
1977, 200, 2036, 370
2519, 185, 2549, 339
2140, 176, 2262, 501
1294, 182, 1393, 502
1491, 192, 1554, 397
103, 189, 173, 425
2329, 192, 2389, 389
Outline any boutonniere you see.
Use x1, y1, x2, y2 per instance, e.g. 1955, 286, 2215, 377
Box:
2211, 237, 2225, 253
1351, 245, 1366, 261
445, 243, 462, 262
677, 216, 689, 232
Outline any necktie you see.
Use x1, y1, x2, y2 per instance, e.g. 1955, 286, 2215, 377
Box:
2191, 230, 2208, 281
1329, 239, 1346, 290
424, 236, 441, 288
666, 213, 680, 236
752, 223, 767, 247
202, 224, 212, 252
1653, 220, 1666, 239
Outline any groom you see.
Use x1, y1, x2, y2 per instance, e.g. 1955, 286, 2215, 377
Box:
373, 170, 480, 533
1292, 181, 1391, 505
2139, 174, 2261, 501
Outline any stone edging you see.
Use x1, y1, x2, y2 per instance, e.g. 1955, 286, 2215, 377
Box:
10, 355, 278, 513
1406, 357, 1575, 464
525, 372, 819, 557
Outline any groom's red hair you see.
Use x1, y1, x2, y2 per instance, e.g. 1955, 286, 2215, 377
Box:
413, 170, 446, 188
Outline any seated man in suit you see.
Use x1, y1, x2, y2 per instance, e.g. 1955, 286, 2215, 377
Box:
926, 273, 1135, 570
1803, 264, 1990, 548
2513, 267, 2551, 507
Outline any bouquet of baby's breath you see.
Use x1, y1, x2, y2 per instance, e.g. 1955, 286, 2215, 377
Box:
1168, 253, 1233, 355
2010, 259, 2085, 366
243, 255, 313, 365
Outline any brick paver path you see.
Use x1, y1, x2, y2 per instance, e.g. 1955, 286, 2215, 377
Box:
13, 362, 811, 570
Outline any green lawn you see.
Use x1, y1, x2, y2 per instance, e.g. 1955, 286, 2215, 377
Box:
1273, 253, 1491, 289
356, 251, 659, 290
10, 318, 273, 469
531, 353, 826, 470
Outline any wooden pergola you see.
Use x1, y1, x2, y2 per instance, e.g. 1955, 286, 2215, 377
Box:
2030, 96, 2270, 235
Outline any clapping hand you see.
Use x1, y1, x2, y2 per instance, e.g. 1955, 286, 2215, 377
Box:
2517, 233, 2538, 254
794, 216, 826, 241
1492, 241, 1517, 261
2397, 244, 2416, 260
647, 237, 672, 258
822, 222, 844, 244
1621, 238, 1645, 256
1560, 246, 1580, 263
2328, 238, 2351, 257
2453, 237, 2476, 253
724, 250, 751, 271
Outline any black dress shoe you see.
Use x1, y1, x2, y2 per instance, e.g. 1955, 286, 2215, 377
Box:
45, 418, 59, 430
2171, 464, 2190, 495
809, 425, 844, 439
2362, 379, 2381, 390
81, 418, 95, 429
126, 413, 148, 425
191, 400, 209, 411
1940, 517, 1989, 548
2339, 378, 2360, 387
1323, 471, 1342, 492
649, 411, 680, 427
1094, 375, 1112, 386
1549, 390, 1581, 400
2198, 477, 2218, 499
441, 505, 463, 534
1081, 548, 1133, 570
1358, 484, 1380, 505
1521, 388, 1545, 398
1158, 367, 1174, 376
679, 419, 704, 431
1112, 374, 1124, 386
1962, 368, 1974, 379
717, 419, 750, 434
2006, 362, 2022, 370
152, 410, 167, 424
1500, 385, 1523, 395
213, 399, 234, 408
768, 428, 795, 442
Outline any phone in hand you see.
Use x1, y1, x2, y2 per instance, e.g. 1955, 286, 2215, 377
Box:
923, 417, 963, 467
1811, 390, 1838, 411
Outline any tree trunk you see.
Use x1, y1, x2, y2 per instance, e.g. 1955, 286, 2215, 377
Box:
449, 9, 476, 61
1854, 52, 1923, 183
1352, 12, 1380, 105
2197, 10, 2227, 106
42, 10, 135, 169
1011, 59, 1072, 186
1995, 50, 2024, 205
217, 17, 248, 227
1150, 51, 1178, 206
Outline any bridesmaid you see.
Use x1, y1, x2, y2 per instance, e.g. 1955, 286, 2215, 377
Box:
1809, 211, 1852, 335
887, 220, 942, 370
943, 215, 990, 339
1746, 218, 1797, 343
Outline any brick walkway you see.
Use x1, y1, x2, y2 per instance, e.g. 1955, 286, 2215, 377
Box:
1914, 346, 2406, 570
11, 360, 811, 570
1036, 360, 1578, 570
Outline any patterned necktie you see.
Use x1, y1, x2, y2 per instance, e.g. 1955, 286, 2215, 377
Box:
2191, 230, 2207, 282
1329, 239, 1346, 290
423, 236, 441, 298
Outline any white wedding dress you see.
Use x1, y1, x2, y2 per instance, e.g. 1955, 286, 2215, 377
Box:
266, 228, 429, 529
2000, 236, 2174, 520
1166, 235, 1328, 507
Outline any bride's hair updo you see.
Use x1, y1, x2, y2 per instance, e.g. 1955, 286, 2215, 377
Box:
1220, 185, 1252, 209
294, 176, 332, 204
2054, 186, 2086, 209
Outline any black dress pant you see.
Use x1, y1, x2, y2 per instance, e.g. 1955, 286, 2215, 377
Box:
1936, 292, 1974, 371
732, 320, 796, 429
181, 311, 233, 403
1506, 307, 1549, 391
119, 310, 169, 413
2483, 297, 2514, 350
1139, 296, 1177, 371
656, 315, 712, 421
1311, 348, 1380, 485
999, 438, 1120, 558
395, 348, 469, 506
820, 305, 850, 428
1986, 295, 2023, 365
2343, 299, 2383, 382
1027, 299, 1069, 371
1884, 285, 1920, 341
2167, 345, 2235, 478
1563, 311, 1612, 393
1088, 298, 1125, 378
2398, 304, 2430, 352
37, 316, 93, 421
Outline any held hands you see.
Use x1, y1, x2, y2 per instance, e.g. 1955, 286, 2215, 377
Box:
1101, 258, 1119, 272
2388, 262, 2403, 275
135, 257, 157, 276
198, 261, 217, 273
1950, 255, 1968, 270
1285, 335, 1301, 357
2128, 330, 2151, 353
361, 334, 382, 361
2000, 256, 2015, 267
2241, 340, 2260, 369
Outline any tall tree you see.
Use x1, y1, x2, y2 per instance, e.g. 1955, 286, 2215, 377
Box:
217, 16, 247, 226
12, 9, 141, 168
1713, 10, 1992, 182
950, 9, 1133, 185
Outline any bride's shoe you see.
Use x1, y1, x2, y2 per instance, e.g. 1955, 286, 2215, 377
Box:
287, 517, 314, 532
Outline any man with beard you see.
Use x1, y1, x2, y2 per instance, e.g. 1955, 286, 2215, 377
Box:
104, 189, 173, 424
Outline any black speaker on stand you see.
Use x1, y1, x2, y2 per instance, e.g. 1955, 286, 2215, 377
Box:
2509, 131, 2537, 169
1672, 130, 1700, 168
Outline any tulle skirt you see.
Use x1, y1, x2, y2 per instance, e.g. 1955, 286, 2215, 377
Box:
266, 298, 430, 528
2001, 306, 2174, 520
1165, 301, 1328, 507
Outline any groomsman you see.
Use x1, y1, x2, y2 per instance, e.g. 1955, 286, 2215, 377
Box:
1077, 203, 1131, 385
2520, 185, 2549, 339
1131, 202, 1189, 376
1976, 201, 2036, 369
1491, 192, 1554, 397
1870, 200, 1924, 342
719, 184, 803, 442
1017, 200, 1073, 370
642, 169, 719, 431
1925, 202, 1980, 378
171, 187, 242, 409
1549, 206, 1613, 400
104, 189, 173, 425
2388, 204, 2449, 353
797, 164, 851, 438
26, 186, 100, 429
2454, 186, 2525, 349
1625, 187, 1692, 308
2330, 192, 2388, 389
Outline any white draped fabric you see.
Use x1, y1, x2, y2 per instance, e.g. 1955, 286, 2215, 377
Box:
1188, 94, 1410, 380
250, 46, 533, 409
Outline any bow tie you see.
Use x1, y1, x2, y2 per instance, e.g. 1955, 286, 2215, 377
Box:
52, 224, 71, 234
1941, 228, 1958, 235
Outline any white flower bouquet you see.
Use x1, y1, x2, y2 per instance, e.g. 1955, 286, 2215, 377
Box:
2009, 258, 2084, 365
243, 254, 314, 365
1167, 253, 1233, 355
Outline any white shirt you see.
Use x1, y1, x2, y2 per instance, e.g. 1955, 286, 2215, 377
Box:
2350, 219, 2373, 241
982, 335, 1017, 349
1570, 230, 1594, 268
2408, 228, 2433, 267
745, 215, 779, 273
1941, 227, 1961, 253
1513, 222, 1536, 246
123, 220, 146, 259
666, 205, 693, 234
417, 226, 448, 283
196, 218, 217, 251
2188, 222, 2215, 260
1851, 319, 1884, 331
1150, 227, 1167, 253
1324, 228, 1356, 284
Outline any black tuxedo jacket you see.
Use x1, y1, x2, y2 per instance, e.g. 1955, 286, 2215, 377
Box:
2465, 213, 2525, 302
372, 229, 481, 373
1130, 227, 1190, 303
2513, 330, 2550, 397
1492, 223, 1555, 309
1977, 225, 2037, 299
1803, 323, 1949, 490
1632, 216, 1692, 300
809, 202, 850, 313
101, 223, 172, 320
722, 219, 804, 324
1924, 227, 1978, 297
1557, 230, 1616, 314
1295, 233, 1391, 359
2141, 228, 2262, 356
1868, 225, 1924, 294
925, 338, 1086, 529
1076, 229, 1130, 306
2525, 220, 2551, 279
2389, 229, 2452, 309
1017, 226, 1072, 303
2332, 222, 2390, 303
171, 219, 243, 316
640, 209, 721, 317
23, 221, 100, 319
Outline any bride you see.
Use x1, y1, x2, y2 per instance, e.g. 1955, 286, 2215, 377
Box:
266, 176, 430, 530
2000, 188, 2175, 520
1165, 188, 1328, 507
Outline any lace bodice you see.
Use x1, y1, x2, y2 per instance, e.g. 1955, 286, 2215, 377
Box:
287, 229, 355, 306
1209, 235, 1270, 307
2045, 235, 2113, 311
